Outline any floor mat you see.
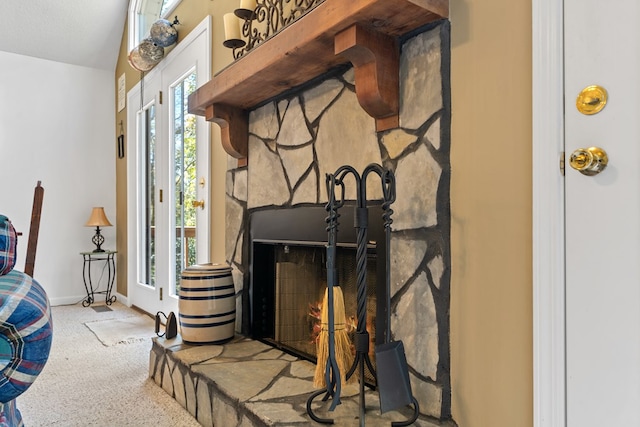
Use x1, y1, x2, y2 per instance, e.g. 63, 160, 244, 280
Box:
84, 315, 156, 346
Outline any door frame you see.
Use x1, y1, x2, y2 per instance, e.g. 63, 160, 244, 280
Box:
532, 1, 566, 426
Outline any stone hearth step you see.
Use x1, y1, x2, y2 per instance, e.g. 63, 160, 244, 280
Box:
149, 336, 453, 426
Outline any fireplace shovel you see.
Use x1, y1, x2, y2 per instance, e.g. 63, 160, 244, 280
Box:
375, 341, 419, 423
374, 167, 419, 426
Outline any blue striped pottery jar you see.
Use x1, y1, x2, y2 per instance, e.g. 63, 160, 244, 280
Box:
178, 263, 235, 344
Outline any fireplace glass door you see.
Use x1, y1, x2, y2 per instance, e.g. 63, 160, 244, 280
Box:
253, 242, 379, 368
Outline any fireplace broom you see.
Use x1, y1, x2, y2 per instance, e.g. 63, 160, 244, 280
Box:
313, 174, 354, 389
313, 285, 353, 388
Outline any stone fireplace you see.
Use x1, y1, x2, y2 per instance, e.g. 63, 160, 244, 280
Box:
225, 21, 451, 420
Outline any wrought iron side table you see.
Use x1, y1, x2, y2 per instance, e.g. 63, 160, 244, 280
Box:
80, 250, 117, 307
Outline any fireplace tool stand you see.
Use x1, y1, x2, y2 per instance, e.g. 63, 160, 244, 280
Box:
306, 164, 419, 426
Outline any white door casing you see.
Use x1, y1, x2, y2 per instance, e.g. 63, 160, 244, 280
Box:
532, 1, 565, 425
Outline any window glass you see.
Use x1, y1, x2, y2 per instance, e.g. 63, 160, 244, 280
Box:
161, 0, 181, 17
129, 0, 182, 51
141, 104, 156, 287
172, 71, 197, 289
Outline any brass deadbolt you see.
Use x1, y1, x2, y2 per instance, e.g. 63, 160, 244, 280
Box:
576, 85, 607, 115
569, 147, 608, 176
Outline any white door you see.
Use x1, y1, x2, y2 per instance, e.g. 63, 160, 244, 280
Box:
128, 71, 165, 316
127, 18, 211, 316
565, 0, 640, 424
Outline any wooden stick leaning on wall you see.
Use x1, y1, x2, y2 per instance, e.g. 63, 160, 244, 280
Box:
24, 181, 44, 278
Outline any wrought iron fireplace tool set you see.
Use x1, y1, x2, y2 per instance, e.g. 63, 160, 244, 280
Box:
306, 164, 420, 426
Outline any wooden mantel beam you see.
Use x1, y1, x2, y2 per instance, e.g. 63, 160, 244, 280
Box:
188, 0, 448, 161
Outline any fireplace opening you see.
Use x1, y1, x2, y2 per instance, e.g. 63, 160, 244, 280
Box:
253, 242, 378, 360
250, 206, 388, 379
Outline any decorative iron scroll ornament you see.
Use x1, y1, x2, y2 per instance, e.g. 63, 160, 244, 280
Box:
225, 0, 326, 59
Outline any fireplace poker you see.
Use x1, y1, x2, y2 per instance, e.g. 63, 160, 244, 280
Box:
307, 173, 352, 424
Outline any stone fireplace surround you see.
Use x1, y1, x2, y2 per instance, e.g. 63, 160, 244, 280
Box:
225, 21, 453, 420
150, 20, 453, 425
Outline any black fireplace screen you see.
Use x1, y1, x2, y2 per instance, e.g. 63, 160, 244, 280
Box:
255, 243, 377, 363
250, 206, 388, 377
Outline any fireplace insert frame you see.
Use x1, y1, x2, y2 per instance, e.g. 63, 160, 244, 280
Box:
249, 205, 389, 358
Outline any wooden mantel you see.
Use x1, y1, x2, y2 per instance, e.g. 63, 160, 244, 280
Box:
188, 0, 448, 164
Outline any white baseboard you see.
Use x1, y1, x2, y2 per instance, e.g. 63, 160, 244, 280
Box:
48, 295, 88, 306
49, 293, 130, 307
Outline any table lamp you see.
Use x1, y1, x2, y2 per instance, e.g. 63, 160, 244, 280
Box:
85, 207, 112, 252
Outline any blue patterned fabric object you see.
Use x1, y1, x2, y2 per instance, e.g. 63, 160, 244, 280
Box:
0, 217, 17, 276
0, 400, 22, 426
0, 270, 52, 403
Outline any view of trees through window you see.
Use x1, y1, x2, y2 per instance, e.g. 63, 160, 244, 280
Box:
173, 71, 197, 286
143, 105, 157, 288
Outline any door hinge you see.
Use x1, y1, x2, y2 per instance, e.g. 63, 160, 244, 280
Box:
560, 151, 565, 176
159, 91, 163, 105
159, 189, 163, 203
160, 287, 163, 301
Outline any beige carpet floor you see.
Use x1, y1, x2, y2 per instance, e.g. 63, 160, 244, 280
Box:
17, 302, 200, 427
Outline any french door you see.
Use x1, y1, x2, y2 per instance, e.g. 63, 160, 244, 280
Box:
127, 18, 211, 315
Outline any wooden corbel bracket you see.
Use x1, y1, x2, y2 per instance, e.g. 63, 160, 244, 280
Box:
335, 23, 400, 132
205, 103, 249, 167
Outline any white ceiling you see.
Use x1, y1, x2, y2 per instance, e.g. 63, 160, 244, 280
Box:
0, 0, 129, 71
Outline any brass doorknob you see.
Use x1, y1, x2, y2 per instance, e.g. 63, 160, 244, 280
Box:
569, 147, 608, 176
192, 199, 205, 209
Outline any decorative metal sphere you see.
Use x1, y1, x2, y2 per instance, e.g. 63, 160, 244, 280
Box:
139, 38, 165, 63
128, 47, 153, 72
150, 19, 178, 47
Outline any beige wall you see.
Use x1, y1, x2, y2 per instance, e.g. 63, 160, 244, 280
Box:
114, 0, 534, 424
450, 0, 533, 425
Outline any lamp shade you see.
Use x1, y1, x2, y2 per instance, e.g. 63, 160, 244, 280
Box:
85, 208, 112, 227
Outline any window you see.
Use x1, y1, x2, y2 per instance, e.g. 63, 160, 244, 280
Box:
171, 71, 198, 285
128, 0, 182, 52
141, 104, 157, 287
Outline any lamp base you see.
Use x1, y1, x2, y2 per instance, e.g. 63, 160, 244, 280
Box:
92, 227, 106, 252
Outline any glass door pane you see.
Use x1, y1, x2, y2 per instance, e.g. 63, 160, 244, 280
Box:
172, 71, 198, 290
140, 104, 156, 288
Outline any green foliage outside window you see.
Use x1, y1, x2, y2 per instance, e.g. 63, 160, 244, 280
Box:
174, 72, 198, 286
